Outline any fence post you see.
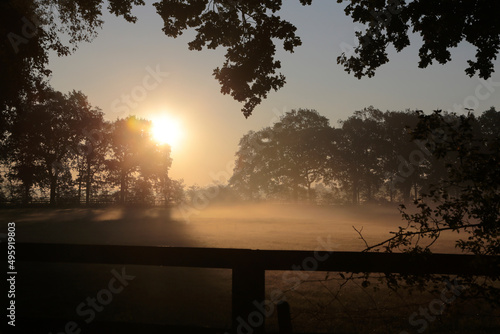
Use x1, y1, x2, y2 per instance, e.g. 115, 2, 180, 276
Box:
277, 301, 293, 334
232, 265, 265, 334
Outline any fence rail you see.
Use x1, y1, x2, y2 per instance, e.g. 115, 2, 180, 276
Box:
13, 243, 500, 334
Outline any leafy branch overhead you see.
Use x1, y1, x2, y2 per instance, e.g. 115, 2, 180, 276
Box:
356, 110, 500, 256
337, 0, 500, 80
154, 0, 311, 117
1, 0, 499, 117
155, 0, 499, 116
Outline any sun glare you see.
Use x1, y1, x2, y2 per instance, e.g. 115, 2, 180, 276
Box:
151, 115, 183, 148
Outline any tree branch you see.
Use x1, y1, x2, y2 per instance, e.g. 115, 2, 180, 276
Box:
360, 223, 483, 253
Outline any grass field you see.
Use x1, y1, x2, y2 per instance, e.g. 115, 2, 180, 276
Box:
1, 204, 498, 333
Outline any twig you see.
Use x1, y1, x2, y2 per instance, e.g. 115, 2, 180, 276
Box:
361, 223, 483, 252
353, 225, 370, 249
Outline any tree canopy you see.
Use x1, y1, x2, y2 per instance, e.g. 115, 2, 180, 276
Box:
1, 0, 498, 117
230, 107, 500, 211
338, 0, 500, 79
388, 109, 500, 256
230, 109, 331, 200
0, 87, 178, 206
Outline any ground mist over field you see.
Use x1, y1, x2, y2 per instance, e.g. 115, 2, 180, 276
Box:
173, 202, 407, 251
1, 202, 460, 252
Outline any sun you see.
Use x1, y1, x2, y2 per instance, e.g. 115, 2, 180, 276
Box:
151, 115, 183, 148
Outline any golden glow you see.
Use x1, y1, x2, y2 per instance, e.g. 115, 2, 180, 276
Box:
151, 115, 183, 148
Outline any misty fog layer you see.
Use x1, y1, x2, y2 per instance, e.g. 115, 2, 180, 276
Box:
2, 203, 461, 253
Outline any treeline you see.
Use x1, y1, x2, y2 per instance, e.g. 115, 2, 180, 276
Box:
2, 90, 498, 208
229, 107, 500, 204
0, 87, 182, 206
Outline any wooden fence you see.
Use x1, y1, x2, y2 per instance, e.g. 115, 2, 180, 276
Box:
12, 243, 500, 333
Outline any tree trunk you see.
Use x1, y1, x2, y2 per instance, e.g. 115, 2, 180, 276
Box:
402, 185, 411, 204
293, 185, 299, 202
388, 177, 394, 203
49, 160, 62, 206
120, 171, 126, 204
352, 179, 358, 205
85, 157, 91, 205
163, 176, 170, 207
77, 169, 82, 205
23, 183, 31, 205
307, 182, 312, 203
50, 175, 57, 205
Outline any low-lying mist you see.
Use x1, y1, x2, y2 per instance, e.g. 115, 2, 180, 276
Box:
2, 202, 461, 253
172, 202, 460, 253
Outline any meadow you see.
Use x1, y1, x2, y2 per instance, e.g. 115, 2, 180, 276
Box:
1, 204, 498, 333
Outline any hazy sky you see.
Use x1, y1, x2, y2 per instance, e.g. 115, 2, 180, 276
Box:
47, 1, 500, 186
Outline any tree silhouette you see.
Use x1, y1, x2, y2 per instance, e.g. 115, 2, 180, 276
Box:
140, 137, 173, 206
106, 116, 173, 204
230, 107, 500, 207
107, 116, 150, 204
2, 0, 498, 117
272, 109, 331, 200
0, 84, 176, 206
356, 109, 500, 257
231, 109, 332, 201
3, 88, 101, 204
378, 110, 421, 203
71, 100, 109, 205
339, 0, 500, 80
331, 108, 387, 204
